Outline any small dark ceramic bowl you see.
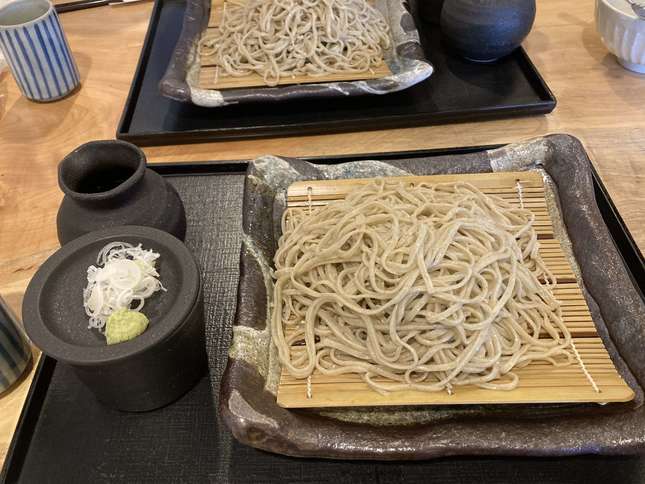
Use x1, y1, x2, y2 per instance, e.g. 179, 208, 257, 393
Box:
23, 226, 206, 412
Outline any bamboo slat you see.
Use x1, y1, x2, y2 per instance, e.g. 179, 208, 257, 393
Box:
276, 172, 634, 408
197, 0, 392, 90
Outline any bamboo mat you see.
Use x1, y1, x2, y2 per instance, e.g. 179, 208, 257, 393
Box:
276, 171, 635, 408
197, 0, 392, 90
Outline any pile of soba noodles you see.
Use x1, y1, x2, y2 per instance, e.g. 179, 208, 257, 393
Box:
199, 0, 391, 86
271, 179, 573, 394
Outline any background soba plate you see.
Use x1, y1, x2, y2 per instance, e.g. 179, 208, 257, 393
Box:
220, 134, 645, 460
159, 0, 433, 106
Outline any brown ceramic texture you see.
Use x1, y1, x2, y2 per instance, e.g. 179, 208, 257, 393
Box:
219, 134, 645, 460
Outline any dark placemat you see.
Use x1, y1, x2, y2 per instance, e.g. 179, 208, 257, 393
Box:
116, 0, 554, 145
8, 172, 645, 483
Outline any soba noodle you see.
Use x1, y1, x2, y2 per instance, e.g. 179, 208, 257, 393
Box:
199, 0, 391, 86
271, 180, 573, 394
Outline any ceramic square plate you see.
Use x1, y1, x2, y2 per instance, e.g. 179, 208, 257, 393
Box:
159, 0, 433, 107
220, 134, 645, 460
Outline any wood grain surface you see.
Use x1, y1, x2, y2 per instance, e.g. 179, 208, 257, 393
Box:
0, 0, 644, 469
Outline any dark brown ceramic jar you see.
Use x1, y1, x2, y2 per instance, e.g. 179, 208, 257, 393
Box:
56, 140, 186, 245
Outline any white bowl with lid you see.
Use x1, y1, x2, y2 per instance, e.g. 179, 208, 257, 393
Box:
596, 0, 645, 73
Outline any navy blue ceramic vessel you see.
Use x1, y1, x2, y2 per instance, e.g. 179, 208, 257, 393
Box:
440, 0, 536, 62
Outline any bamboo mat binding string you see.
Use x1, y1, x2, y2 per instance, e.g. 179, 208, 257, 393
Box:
515, 178, 600, 394
307, 186, 313, 400
276, 172, 630, 408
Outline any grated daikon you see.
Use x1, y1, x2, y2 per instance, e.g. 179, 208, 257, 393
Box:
83, 242, 165, 333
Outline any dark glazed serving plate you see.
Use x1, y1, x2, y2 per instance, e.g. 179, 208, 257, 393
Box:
22, 225, 206, 411
116, 0, 555, 145
160, 0, 433, 106
221, 134, 645, 459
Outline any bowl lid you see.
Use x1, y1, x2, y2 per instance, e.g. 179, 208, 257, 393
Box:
23, 225, 200, 365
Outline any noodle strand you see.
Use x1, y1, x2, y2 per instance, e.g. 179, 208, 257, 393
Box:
199, 0, 391, 86
271, 180, 573, 393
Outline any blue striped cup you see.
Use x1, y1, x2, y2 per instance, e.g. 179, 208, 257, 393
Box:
0, 296, 31, 393
0, 0, 80, 102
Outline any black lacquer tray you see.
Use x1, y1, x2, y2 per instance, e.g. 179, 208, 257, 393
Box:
3, 146, 644, 483
115, 0, 556, 146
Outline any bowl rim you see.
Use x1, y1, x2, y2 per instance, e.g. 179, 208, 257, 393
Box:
57, 140, 147, 203
598, 0, 639, 20
22, 225, 200, 365
0, 0, 52, 30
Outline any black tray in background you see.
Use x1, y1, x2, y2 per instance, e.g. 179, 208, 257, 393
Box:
115, 0, 556, 146
3, 147, 644, 484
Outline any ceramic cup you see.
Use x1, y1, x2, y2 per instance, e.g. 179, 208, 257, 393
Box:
596, 0, 645, 73
0, 295, 32, 394
0, 0, 80, 102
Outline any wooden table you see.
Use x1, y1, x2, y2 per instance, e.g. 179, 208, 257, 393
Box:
0, 0, 643, 470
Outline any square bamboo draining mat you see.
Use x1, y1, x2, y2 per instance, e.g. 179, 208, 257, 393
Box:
276, 171, 635, 408
198, 0, 392, 90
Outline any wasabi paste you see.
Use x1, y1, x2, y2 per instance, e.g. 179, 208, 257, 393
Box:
105, 309, 150, 345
